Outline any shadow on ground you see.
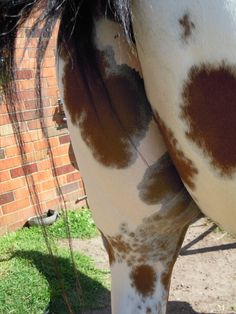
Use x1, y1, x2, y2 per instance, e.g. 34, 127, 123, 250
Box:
180, 225, 236, 256
12, 250, 110, 314
167, 301, 218, 314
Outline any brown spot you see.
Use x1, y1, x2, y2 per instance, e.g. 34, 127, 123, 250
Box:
161, 272, 171, 291
62, 44, 152, 169
146, 307, 152, 314
156, 115, 198, 189
137, 153, 183, 205
182, 63, 236, 176
179, 14, 195, 42
101, 232, 116, 265
130, 265, 156, 297
109, 236, 132, 255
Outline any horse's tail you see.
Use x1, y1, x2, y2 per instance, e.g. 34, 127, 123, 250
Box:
0, 1, 82, 312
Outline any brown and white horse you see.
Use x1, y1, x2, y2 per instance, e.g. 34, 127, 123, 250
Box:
2, 1, 236, 313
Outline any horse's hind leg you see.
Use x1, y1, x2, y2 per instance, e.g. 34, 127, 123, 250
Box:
101, 188, 199, 314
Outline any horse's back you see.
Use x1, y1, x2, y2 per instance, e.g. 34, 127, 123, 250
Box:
132, 0, 236, 234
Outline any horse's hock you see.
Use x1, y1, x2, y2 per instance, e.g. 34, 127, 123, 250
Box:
0, 21, 86, 235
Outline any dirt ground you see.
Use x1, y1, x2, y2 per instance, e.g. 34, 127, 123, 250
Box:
59, 218, 236, 314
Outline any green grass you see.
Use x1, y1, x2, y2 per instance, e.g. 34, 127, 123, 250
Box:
48, 208, 99, 239
0, 209, 110, 314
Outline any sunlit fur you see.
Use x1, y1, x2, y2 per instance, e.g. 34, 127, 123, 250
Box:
132, 0, 236, 234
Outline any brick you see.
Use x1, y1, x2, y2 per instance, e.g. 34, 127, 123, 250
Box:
8, 220, 25, 232
44, 48, 56, 58
47, 126, 68, 138
47, 36, 57, 47
31, 170, 51, 182
37, 159, 51, 171
18, 58, 36, 70
42, 67, 56, 78
48, 97, 60, 109
24, 100, 38, 110
5, 143, 35, 157
22, 110, 40, 121
33, 139, 48, 151
16, 29, 26, 39
0, 170, 11, 182
0, 124, 14, 136
43, 57, 55, 68
53, 155, 71, 168
33, 137, 59, 151
27, 48, 37, 58
59, 135, 71, 145
0, 102, 8, 114
54, 164, 75, 176
45, 107, 57, 117
27, 118, 55, 130
17, 37, 39, 48
45, 87, 58, 97
20, 207, 37, 221
14, 187, 30, 200
39, 189, 57, 202
0, 192, 14, 205
0, 213, 16, 226
7, 119, 28, 133
18, 79, 36, 90
56, 175, 67, 186
5, 146, 20, 158
0, 156, 22, 170
22, 130, 43, 142
58, 182, 79, 195
51, 145, 69, 157
1, 135, 16, 147
47, 77, 57, 87
63, 191, 80, 203
79, 180, 85, 190
26, 150, 48, 163
40, 179, 56, 192
45, 198, 61, 210
10, 167, 24, 178
0, 149, 5, 159
16, 70, 33, 80
0, 177, 26, 194
2, 206, 36, 227
19, 89, 36, 101
0, 114, 10, 125
15, 48, 27, 59
21, 107, 55, 121
67, 172, 81, 183
11, 163, 38, 178
2, 198, 31, 215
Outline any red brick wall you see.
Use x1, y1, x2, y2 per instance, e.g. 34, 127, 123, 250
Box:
0, 20, 86, 235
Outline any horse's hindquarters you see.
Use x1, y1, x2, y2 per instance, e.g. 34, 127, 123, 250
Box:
56, 6, 200, 312
132, 0, 236, 235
